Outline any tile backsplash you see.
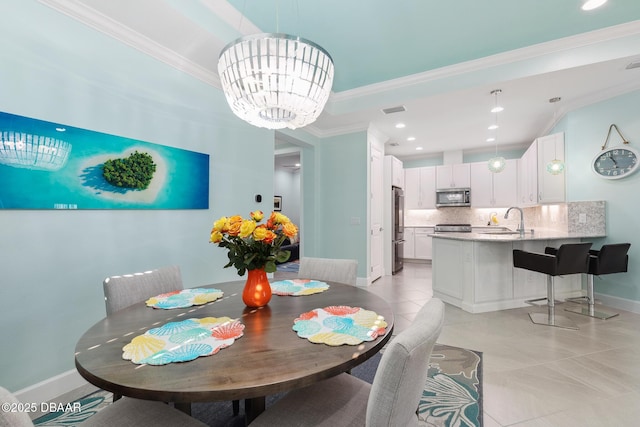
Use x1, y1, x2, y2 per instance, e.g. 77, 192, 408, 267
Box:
405, 201, 605, 235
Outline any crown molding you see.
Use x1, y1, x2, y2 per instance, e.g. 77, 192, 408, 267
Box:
328, 21, 640, 108
38, 0, 221, 88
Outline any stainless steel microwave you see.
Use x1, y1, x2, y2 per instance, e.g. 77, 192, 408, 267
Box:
435, 188, 471, 207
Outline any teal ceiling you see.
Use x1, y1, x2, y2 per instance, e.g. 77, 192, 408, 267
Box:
227, 0, 640, 92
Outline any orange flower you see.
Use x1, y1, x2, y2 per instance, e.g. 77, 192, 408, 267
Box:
227, 219, 242, 236
262, 230, 277, 244
283, 222, 298, 238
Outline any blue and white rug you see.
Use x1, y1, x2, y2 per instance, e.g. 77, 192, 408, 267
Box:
276, 260, 299, 273
34, 344, 481, 427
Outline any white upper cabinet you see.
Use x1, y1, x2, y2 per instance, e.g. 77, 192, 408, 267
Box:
518, 141, 538, 206
536, 132, 565, 203
404, 166, 436, 209
518, 132, 565, 206
436, 164, 470, 189
470, 159, 518, 207
385, 155, 405, 189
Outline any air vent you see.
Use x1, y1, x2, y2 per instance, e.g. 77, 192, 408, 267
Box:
626, 61, 640, 70
388, 142, 400, 147
381, 105, 406, 115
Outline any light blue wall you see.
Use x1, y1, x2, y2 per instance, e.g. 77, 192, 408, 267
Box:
0, 2, 274, 392
315, 133, 369, 275
562, 90, 640, 302
279, 130, 369, 276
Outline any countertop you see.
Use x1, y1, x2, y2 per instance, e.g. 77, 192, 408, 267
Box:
430, 228, 605, 242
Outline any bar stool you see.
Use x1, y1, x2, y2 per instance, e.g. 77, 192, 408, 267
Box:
513, 243, 592, 330
565, 243, 631, 320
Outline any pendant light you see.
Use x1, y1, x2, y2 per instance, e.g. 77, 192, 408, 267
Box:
217, 2, 334, 130
546, 97, 565, 175
487, 89, 506, 173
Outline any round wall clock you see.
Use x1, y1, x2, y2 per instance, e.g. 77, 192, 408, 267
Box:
591, 145, 639, 179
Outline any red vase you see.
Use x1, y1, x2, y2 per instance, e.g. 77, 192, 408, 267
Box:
242, 268, 272, 308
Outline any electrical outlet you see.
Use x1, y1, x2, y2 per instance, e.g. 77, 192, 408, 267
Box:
579, 213, 587, 224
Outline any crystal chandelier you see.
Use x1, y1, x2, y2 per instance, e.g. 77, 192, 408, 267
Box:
487, 89, 506, 173
0, 131, 71, 171
218, 33, 334, 130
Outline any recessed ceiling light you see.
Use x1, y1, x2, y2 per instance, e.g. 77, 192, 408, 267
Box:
582, 0, 607, 11
55, 127, 66, 132
486, 137, 495, 142
395, 123, 406, 129
488, 124, 499, 130
416, 146, 423, 151
407, 136, 416, 141
490, 106, 504, 113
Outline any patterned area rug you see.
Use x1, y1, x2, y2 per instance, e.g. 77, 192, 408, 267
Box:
419, 344, 483, 427
33, 344, 481, 427
276, 260, 299, 273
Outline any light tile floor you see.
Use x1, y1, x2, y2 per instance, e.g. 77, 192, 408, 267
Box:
41, 264, 640, 426
360, 261, 640, 427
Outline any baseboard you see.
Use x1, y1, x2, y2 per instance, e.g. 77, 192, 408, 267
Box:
595, 292, 640, 314
15, 369, 88, 404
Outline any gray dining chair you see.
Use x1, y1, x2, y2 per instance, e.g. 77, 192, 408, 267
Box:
102, 265, 241, 415
250, 298, 445, 427
298, 256, 358, 286
0, 386, 208, 427
103, 265, 184, 315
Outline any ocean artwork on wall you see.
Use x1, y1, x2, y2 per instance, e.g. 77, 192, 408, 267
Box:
0, 111, 209, 209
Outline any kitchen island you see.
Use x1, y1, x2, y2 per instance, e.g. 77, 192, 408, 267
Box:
431, 228, 605, 313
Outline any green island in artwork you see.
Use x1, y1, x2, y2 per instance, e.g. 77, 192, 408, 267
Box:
102, 151, 157, 190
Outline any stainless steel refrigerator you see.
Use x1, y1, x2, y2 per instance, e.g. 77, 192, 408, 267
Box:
392, 186, 404, 274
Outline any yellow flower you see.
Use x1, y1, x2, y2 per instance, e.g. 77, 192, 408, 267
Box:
283, 222, 298, 238
253, 226, 268, 241
239, 220, 257, 238
250, 210, 264, 222
274, 212, 290, 224
213, 216, 228, 232
210, 230, 223, 243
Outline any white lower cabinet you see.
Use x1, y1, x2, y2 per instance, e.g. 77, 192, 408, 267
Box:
404, 227, 415, 259
414, 228, 433, 259
402, 227, 433, 260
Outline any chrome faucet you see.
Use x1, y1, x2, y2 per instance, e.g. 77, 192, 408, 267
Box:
504, 207, 525, 235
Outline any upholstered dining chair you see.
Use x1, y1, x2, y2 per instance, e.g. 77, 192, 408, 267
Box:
298, 257, 358, 286
0, 386, 208, 427
102, 265, 241, 415
250, 298, 445, 427
103, 265, 184, 315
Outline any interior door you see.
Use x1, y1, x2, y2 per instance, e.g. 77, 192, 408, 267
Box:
370, 146, 383, 281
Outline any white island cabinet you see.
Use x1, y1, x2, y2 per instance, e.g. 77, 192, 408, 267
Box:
431, 231, 602, 313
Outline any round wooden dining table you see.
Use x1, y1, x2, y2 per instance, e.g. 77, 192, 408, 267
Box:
74, 280, 394, 424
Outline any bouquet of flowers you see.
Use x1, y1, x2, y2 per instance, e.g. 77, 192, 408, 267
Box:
210, 210, 298, 275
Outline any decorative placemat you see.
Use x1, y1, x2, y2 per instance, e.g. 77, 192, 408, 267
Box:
122, 317, 244, 365
145, 288, 224, 309
293, 305, 387, 346
271, 279, 330, 296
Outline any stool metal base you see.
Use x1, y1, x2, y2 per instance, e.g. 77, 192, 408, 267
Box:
529, 311, 579, 330
564, 274, 619, 320
564, 303, 619, 320
527, 276, 579, 330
